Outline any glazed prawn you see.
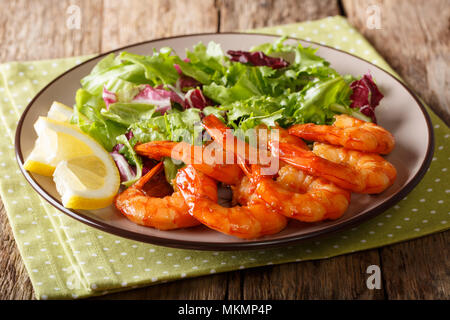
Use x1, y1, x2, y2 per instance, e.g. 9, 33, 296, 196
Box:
202, 115, 351, 222
176, 165, 287, 239
250, 164, 351, 221
115, 162, 201, 230
289, 114, 395, 154
312, 143, 397, 194
135, 141, 242, 185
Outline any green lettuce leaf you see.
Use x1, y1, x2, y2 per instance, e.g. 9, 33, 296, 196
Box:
70, 89, 127, 151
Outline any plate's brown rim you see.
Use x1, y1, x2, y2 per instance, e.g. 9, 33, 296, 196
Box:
14, 32, 435, 251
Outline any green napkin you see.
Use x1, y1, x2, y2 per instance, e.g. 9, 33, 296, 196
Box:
0, 16, 448, 299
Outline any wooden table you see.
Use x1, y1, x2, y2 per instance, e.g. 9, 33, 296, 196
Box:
0, 0, 448, 300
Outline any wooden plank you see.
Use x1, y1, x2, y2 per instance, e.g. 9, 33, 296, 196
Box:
101, 0, 218, 52
237, 251, 385, 299
0, 0, 102, 63
380, 232, 449, 299
218, 0, 341, 31
342, 0, 450, 124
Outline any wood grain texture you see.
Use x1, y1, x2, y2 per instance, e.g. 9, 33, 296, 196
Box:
0, 0, 449, 300
218, 0, 340, 31
101, 0, 218, 52
342, 0, 450, 125
239, 251, 385, 299
0, 0, 102, 63
380, 231, 449, 299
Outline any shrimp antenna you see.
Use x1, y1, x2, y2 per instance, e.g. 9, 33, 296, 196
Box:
134, 162, 164, 189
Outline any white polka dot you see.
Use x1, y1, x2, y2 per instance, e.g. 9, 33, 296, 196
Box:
333, 244, 339, 248
156, 261, 162, 264
41, 295, 48, 300
360, 239, 367, 243
414, 228, 420, 232
149, 248, 155, 252
210, 269, 216, 274
185, 256, 191, 260
422, 220, 428, 223
411, 208, 418, 212
369, 231, 375, 235
120, 252, 127, 256
430, 210, 436, 214
138, 257, 144, 260
121, 282, 127, 287
404, 217, 410, 221
441, 221, 447, 224
438, 200, 444, 204
181, 273, 186, 278
419, 199, 426, 202
52, 62, 58, 67
192, 266, 198, 270
395, 226, 402, 229
239, 265, 245, 269
127, 264, 133, 268
387, 234, 393, 237
173, 264, 180, 267
91, 283, 97, 289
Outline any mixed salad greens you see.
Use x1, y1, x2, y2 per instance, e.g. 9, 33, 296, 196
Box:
70, 37, 383, 187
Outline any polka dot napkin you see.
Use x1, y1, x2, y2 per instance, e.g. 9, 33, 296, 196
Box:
0, 16, 448, 299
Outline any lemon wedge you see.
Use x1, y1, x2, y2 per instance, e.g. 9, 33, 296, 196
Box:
23, 101, 74, 175
23, 117, 120, 209
47, 101, 74, 122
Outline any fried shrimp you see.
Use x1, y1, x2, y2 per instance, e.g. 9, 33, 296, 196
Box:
289, 114, 395, 154
312, 143, 397, 194
202, 115, 351, 221
115, 162, 201, 230
250, 164, 351, 222
176, 165, 287, 239
135, 141, 243, 185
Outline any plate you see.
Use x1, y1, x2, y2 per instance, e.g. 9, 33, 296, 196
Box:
15, 33, 434, 250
